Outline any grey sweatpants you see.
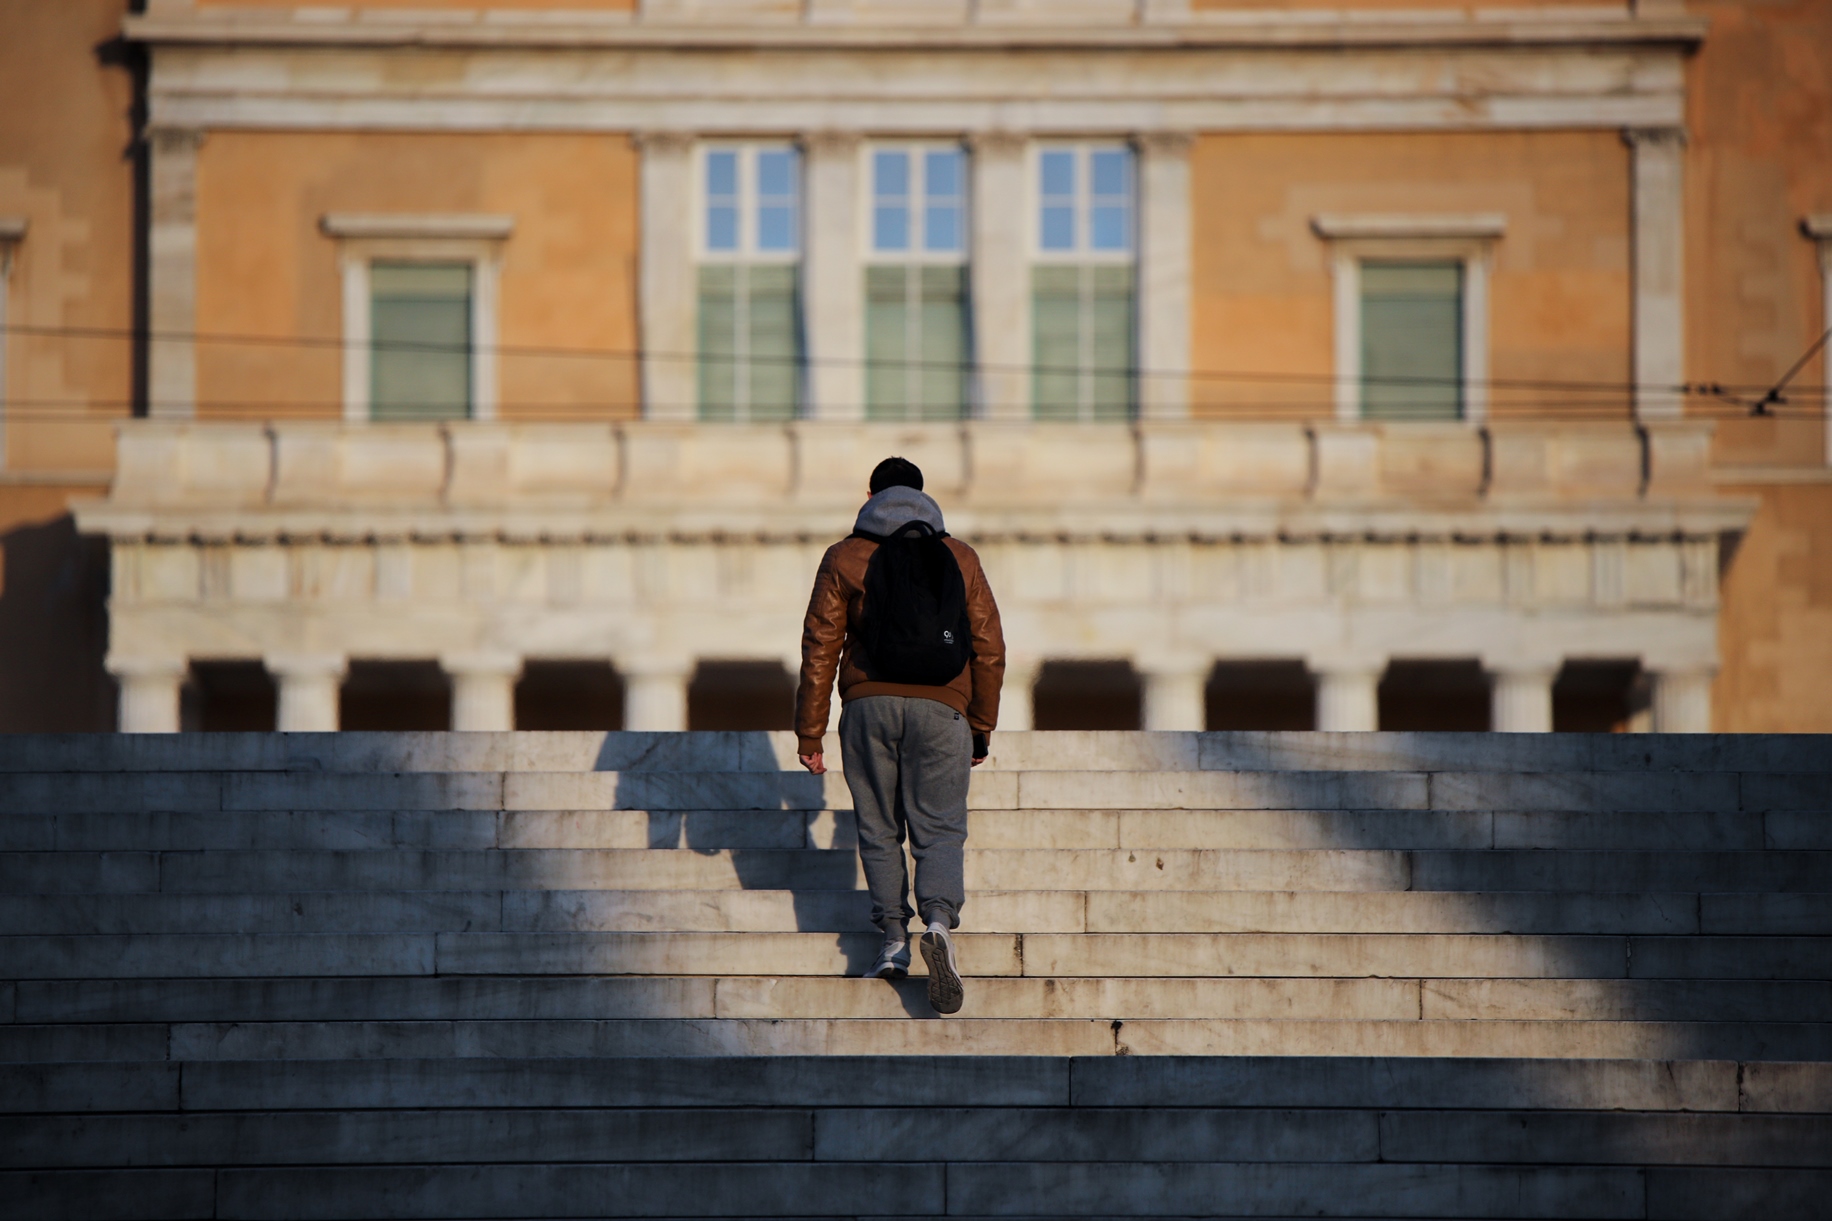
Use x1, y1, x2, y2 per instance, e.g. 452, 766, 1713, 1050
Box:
838, 695, 971, 934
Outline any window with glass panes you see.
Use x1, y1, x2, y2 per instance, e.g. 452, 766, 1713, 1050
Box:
864, 145, 969, 421
370, 262, 473, 421
1360, 261, 1464, 420
1032, 145, 1135, 421
698, 146, 802, 421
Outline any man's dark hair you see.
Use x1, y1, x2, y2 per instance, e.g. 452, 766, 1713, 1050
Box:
869, 456, 924, 494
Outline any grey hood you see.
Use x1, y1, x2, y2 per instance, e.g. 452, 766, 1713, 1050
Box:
853, 485, 946, 538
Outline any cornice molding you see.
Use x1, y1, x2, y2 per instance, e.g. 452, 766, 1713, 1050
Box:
1310, 213, 1507, 241
319, 213, 515, 241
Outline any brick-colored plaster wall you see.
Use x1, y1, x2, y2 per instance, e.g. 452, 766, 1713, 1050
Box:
195, 131, 642, 422
1716, 483, 1832, 732
1189, 130, 1631, 420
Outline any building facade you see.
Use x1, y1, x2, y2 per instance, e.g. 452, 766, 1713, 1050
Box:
3, 0, 1830, 733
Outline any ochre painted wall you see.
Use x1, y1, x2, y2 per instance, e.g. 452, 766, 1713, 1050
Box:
197, 0, 635, 8
1716, 484, 1832, 732
195, 131, 642, 422
1189, 130, 1631, 420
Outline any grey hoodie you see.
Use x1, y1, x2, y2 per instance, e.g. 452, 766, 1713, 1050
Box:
853, 485, 946, 538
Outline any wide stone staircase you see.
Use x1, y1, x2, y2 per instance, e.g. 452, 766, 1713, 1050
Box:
2, 730, 1828, 1218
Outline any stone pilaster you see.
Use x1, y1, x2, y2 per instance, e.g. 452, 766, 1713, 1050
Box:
968, 131, 1030, 419
445, 652, 522, 732
801, 131, 865, 421
1312, 661, 1381, 732
1136, 131, 1193, 421
149, 128, 204, 420
1651, 667, 1713, 733
1489, 666, 1556, 733
637, 131, 698, 421
623, 660, 691, 731
268, 653, 347, 733
1625, 128, 1686, 421
996, 656, 1040, 731
1140, 655, 1207, 731
109, 656, 187, 734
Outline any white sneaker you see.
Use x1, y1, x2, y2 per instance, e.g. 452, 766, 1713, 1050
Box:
865, 937, 910, 980
920, 924, 964, 1015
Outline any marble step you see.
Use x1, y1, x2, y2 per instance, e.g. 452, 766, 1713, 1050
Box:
16, 975, 1826, 1026
8, 847, 1828, 896
25, 806, 1818, 853
3, 730, 1827, 776
7, 1015, 1829, 1063
7, 1105, 1827, 1171
3, 767, 1816, 815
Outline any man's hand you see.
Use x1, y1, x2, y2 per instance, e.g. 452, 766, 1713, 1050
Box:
799, 752, 826, 775
971, 754, 985, 768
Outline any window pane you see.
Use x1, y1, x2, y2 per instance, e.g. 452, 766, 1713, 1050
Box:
923, 149, 965, 254
1040, 151, 1078, 252
706, 150, 738, 197
872, 151, 911, 252
874, 205, 910, 254
370, 262, 470, 421
1031, 265, 1082, 420
1040, 150, 1075, 198
1361, 261, 1462, 421
755, 148, 800, 253
874, 150, 910, 197
865, 265, 912, 420
1089, 149, 1130, 197
705, 151, 740, 252
1040, 206, 1076, 252
1088, 148, 1132, 252
746, 264, 801, 420
697, 265, 739, 422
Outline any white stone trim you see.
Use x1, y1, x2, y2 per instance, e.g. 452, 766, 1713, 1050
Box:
1137, 132, 1192, 421
108, 655, 188, 734
149, 128, 203, 421
1316, 219, 1500, 425
969, 131, 1029, 420
0, 217, 21, 470
1806, 215, 1832, 467
268, 652, 347, 732
803, 131, 864, 421
638, 131, 697, 421
324, 220, 509, 424
1626, 127, 1686, 421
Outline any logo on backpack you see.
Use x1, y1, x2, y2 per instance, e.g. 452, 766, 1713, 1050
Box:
852, 520, 974, 686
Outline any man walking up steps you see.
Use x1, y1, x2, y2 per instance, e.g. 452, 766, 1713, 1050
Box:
795, 457, 1006, 1015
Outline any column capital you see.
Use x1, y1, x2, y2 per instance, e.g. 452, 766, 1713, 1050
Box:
800, 130, 865, 156
265, 652, 348, 680
633, 129, 695, 155
441, 651, 523, 678
1135, 652, 1211, 679
965, 129, 1027, 157
1622, 126, 1688, 149
1133, 130, 1196, 157
1305, 651, 1385, 679
106, 654, 188, 680
147, 125, 208, 154
617, 655, 693, 680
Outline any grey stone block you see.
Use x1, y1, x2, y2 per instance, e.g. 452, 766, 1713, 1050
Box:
1408, 850, 1832, 893
1021, 932, 1628, 979
1070, 1057, 1737, 1111
1627, 936, 1832, 980
224, 772, 504, 812
1380, 1111, 1832, 1167
1492, 811, 1763, 851
1741, 773, 1832, 812
502, 771, 842, 814
1645, 1168, 1832, 1219
0, 852, 159, 894
1114, 809, 1492, 851
0, 1108, 813, 1168
1430, 771, 1739, 813
0, 1024, 169, 1064
1084, 890, 1700, 935
1421, 979, 1832, 1023
944, 1161, 1644, 1218
0, 1062, 180, 1113
0, 892, 502, 936
2, 934, 435, 979
179, 1057, 1068, 1110
0, 773, 223, 815
1763, 811, 1832, 849
433, 931, 1020, 978
1015, 770, 1431, 811
213, 1163, 942, 1219
502, 889, 873, 933
1702, 893, 1832, 935
52, 810, 403, 851
813, 1106, 1377, 1163
1740, 1062, 1832, 1113
17, 977, 717, 1024
0, 815, 55, 850
501, 809, 809, 850
0, 1170, 216, 1220
967, 848, 1408, 892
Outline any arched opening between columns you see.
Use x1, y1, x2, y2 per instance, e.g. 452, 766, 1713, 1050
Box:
1205, 660, 1317, 731
1032, 660, 1143, 731
687, 660, 795, 731
180, 660, 277, 732
515, 661, 625, 731
1379, 660, 1491, 732
340, 661, 451, 731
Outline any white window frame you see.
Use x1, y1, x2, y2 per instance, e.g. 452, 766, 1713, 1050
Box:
695, 144, 802, 264
1312, 214, 1505, 426
320, 213, 512, 424
1030, 142, 1136, 264
0, 217, 23, 468
1806, 215, 1832, 466
860, 142, 970, 265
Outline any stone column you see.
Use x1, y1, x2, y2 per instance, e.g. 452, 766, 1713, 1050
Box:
1625, 128, 1686, 421
1313, 662, 1381, 732
996, 657, 1040, 732
109, 656, 186, 734
267, 653, 347, 733
1140, 657, 1207, 731
637, 131, 697, 421
1651, 667, 1713, 733
802, 131, 864, 421
1136, 132, 1193, 421
969, 131, 1030, 419
624, 661, 691, 731
1489, 666, 1556, 733
445, 652, 522, 732
149, 127, 204, 420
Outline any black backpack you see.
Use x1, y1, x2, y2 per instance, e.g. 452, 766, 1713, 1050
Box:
853, 521, 974, 686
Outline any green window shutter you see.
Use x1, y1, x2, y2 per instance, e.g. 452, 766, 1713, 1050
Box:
1088, 264, 1136, 422
745, 265, 801, 421
370, 262, 471, 421
697, 265, 739, 422
1361, 261, 1463, 421
865, 265, 911, 420
1031, 266, 1082, 420
917, 265, 967, 421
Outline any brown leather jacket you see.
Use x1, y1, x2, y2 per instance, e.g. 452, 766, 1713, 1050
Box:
795, 534, 1005, 754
